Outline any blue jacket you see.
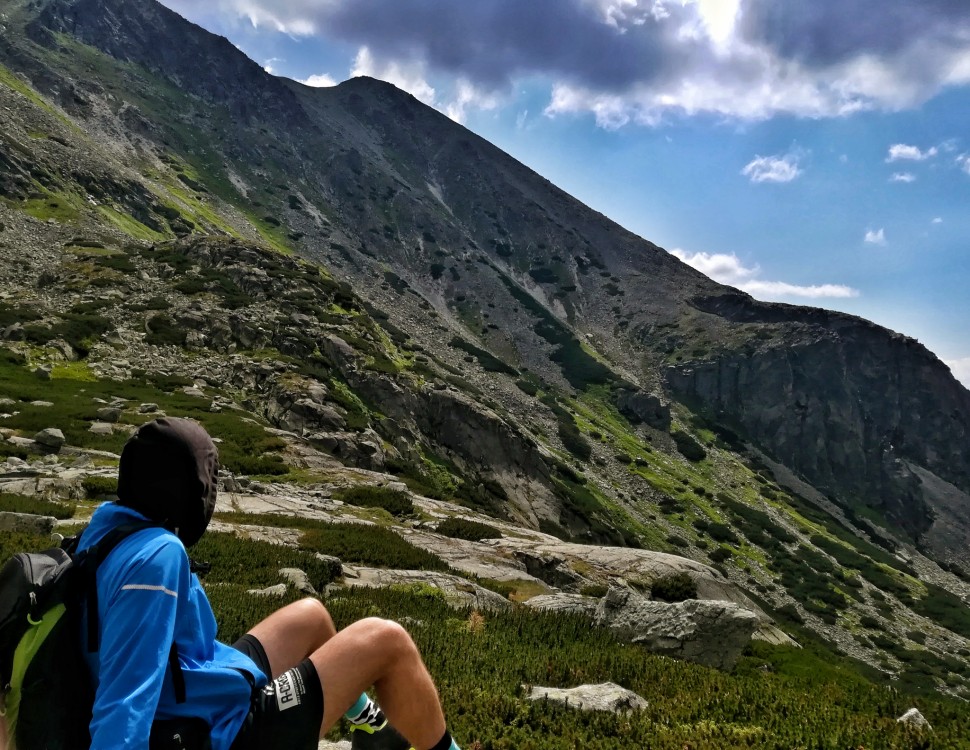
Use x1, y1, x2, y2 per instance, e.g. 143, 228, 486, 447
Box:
78, 503, 268, 750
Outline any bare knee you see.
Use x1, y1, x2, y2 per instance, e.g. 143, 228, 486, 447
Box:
294, 596, 331, 625
356, 617, 418, 662
295, 597, 335, 645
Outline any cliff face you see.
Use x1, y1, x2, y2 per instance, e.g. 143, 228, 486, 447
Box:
667, 293, 970, 542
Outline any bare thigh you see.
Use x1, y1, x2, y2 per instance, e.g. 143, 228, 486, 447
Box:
245, 598, 336, 678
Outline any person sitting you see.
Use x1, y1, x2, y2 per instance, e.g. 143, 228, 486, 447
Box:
79, 416, 461, 750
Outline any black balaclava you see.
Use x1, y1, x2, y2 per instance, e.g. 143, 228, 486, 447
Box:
116, 417, 219, 548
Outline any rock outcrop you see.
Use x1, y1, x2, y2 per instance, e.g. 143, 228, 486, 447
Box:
593, 586, 759, 670
523, 593, 600, 618
527, 682, 648, 712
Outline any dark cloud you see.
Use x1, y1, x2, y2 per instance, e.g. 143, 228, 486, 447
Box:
161, 0, 970, 120
263, 0, 706, 93
739, 0, 970, 66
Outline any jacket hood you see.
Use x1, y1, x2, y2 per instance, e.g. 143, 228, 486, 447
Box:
116, 417, 219, 547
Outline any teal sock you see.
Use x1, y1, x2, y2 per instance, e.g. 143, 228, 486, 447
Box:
346, 694, 384, 727
428, 730, 459, 750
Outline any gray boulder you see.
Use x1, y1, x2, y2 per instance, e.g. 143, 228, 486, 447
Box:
96, 406, 123, 422
310, 431, 388, 471
247, 584, 288, 598
2, 322, 25, 341
616, 388, 671, 430
594, 585, 758, 670
527, 682, 647, 712
284, 399, 347, 434
897, 708, 931, 731
279, 567, 317, 595
88, 422, 114, 436
33, 428, 65, 451
513, 549, 587, 590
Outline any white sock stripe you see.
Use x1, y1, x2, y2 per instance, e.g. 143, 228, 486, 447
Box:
120, 583, 178, 598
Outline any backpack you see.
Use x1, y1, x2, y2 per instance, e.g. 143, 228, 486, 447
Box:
0, 521, 186, 750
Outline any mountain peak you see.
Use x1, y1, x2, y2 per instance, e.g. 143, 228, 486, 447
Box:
28, 0, 307, 123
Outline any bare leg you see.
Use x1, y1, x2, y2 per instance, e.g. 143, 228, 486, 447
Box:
246, 599, 447, 749
245, 597, 336, 677
310, 617, 447, 750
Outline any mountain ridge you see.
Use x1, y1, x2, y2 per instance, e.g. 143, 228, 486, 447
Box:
2, 0, 970, 705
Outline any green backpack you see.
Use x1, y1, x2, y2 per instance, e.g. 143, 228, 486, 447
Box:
0, 522, 161, 750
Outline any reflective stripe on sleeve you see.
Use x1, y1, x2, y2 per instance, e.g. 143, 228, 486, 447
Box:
120, 584, 178, 598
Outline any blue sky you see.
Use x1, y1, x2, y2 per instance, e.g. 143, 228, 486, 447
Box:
159, 0, 970, 387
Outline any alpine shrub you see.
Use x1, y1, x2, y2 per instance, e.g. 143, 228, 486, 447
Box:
650, 572, 698, 602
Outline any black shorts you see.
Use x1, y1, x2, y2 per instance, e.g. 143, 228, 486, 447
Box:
229, 634, 324, 750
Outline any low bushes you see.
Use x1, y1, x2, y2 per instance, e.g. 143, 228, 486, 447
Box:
193, 532, 340, 593
671, 429, 706, 461
298, 523, 451, 571
82, 476, 118, 499
436, 517, 502, 541
650, 572, 698, 603
0, 492, 76, 519
335, 485, 414, 517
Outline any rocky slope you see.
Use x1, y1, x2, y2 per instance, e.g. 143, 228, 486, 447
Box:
13, 0, 968, 566
1, 0, 970, 698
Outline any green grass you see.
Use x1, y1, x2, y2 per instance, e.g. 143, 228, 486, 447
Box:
22, 193, 82, 224
0, 352, 286, 474
96, 205, 168, 241
0, 62, 71, 125
3, 517, 969, 747
495, 271, 615, 389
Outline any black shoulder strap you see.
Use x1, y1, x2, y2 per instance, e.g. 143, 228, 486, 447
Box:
80, 521, 188, 704
169, 643, 186, 704
82, 521, 159, 653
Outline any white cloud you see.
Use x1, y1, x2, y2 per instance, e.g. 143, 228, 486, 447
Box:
694, 0, 741, 47
740, 153, 803, 183
945, 357, 970, 389
670, 249, 858, 299
444, 79, 503, 123
887, 143, 938, 162
958, 154, 970, 175
546, 84, 639, 129
741, 280, 860, 298
351, 46, 436, 105
864, 228, 886, 245
890, 172, 915, 183
670, 249, 756, 285
348, 48, 504, 123
263, 57, 283, 75
300, 73, 337, 87
932, 217, 943, 224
